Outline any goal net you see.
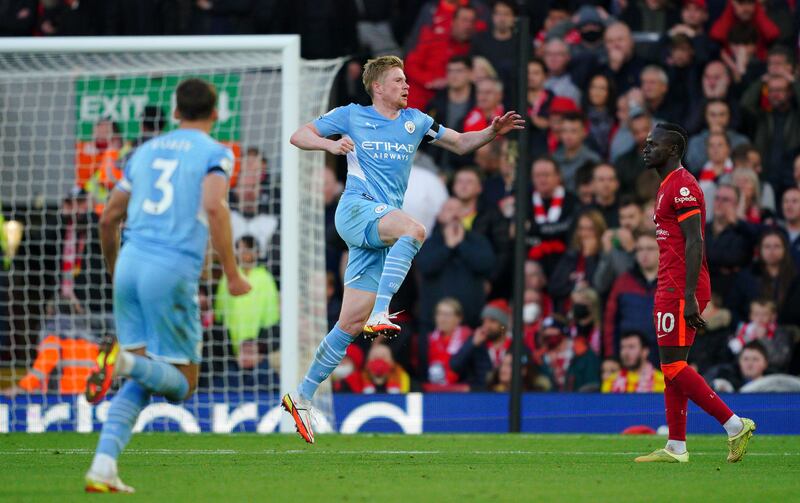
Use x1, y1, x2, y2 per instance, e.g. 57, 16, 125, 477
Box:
0, 36, 342, 433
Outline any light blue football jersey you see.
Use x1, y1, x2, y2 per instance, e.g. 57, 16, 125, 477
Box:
313, 104, 445, 208
118, 128, 234, 278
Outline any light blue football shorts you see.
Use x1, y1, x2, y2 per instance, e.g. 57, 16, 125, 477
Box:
113, 244, 202, 364
334, 192, 398, 293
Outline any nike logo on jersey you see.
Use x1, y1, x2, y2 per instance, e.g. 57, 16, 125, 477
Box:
365, 122, 378, 129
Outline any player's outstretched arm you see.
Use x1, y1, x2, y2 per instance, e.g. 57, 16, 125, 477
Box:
98, 188, 130, 280
433, 111, 524, 155
678, 210, 707, 330
290, 123, 354, 155
203, 174, 251, 296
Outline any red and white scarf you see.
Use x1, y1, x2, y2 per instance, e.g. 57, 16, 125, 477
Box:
729, 321, 776, 355
532, 186, 565, 224
609, 362, 656, 393
699, 158, 733, 182
60, 222, 85, 299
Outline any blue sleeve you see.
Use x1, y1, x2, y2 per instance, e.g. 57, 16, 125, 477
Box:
208, 145, 235, 178
313, 104, 352, 137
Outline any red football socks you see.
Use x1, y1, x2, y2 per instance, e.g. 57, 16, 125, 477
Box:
672, 364, 734, 425
664, 377, 688, 441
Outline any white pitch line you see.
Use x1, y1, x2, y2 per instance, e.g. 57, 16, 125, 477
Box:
1, 449, 798, 457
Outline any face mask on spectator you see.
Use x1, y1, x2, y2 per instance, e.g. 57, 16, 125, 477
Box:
581, 28, 602, 43
543, 332, 565, 350
332, 363, 354, 379
523, 303, 541, 324
367, 359, 392, 379
572, 303, 591, 321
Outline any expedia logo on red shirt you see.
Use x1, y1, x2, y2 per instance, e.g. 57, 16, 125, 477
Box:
674, 195, 697, 204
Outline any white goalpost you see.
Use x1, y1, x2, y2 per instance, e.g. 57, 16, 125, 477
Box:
0, 36, 342, 433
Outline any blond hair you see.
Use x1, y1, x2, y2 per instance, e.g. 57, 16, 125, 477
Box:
362, 55, 404, 98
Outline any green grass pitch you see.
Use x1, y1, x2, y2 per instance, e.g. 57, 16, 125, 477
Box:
1, 433, 798, 502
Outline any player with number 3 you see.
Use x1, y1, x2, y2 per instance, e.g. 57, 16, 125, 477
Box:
83, 78, 251, 493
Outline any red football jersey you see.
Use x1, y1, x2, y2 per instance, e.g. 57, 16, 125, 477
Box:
653, 167, 711, 302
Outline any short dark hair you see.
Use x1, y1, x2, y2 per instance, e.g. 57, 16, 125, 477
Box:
455, 165, 483, 182
532, 155, 561, 175
245, 146, 267, 164
561, 111, 585, 124
142, 105, 166, 132
619, 194, 640, 209
528, 57, 546, 73
448, 55, 473, 69
621, 331, 649, 350
492, 0, 518, 15
576, 161, 596, 186
454, 4, 476, 19
768, 45, 795, 67
742, 340, 768, 361
655, 122, 689, 156
731, 142, 757, 164
176, 78, 217, 121
237, 234, 259, 253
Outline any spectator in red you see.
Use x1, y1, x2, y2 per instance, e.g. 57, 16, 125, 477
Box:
603, 232, 660, 361
526, 157, 581, 274
729, 299, 795, 372
405, 5, 476, 111
533, 5, 579, 56
463, 78, 504, 133
361, 343, 411, 394
424, 298, 472, 387
537, 314, 600, 392
781, 187, 800, 267
403, 0, 489, 54
548, 209, 606, 310
720, 24, 767, 87
331, 345, 365, 393
552, 112, 602, 192
710, 0, 779, 62
450, 299, 514, 390
731, 168, 771, 224
582, 73, 618, 159
545, 95, 580, 154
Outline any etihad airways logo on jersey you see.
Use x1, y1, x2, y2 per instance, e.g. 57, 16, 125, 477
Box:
361, 141, 416, 161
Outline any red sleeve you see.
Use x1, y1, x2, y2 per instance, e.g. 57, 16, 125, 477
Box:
670, 177, 702, 212
754, 3, 780, 44
709, 1, 735, 43
603, 278, 621, 358
404, 29, 440, 87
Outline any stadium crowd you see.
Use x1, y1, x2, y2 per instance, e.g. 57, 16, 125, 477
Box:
2, 0, 800, 396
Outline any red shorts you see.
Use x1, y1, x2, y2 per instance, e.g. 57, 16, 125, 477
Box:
653, 298, 709, 347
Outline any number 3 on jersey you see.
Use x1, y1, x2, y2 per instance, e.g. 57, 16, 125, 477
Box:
143, 158, 178, 215
656, 311, 675, 334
